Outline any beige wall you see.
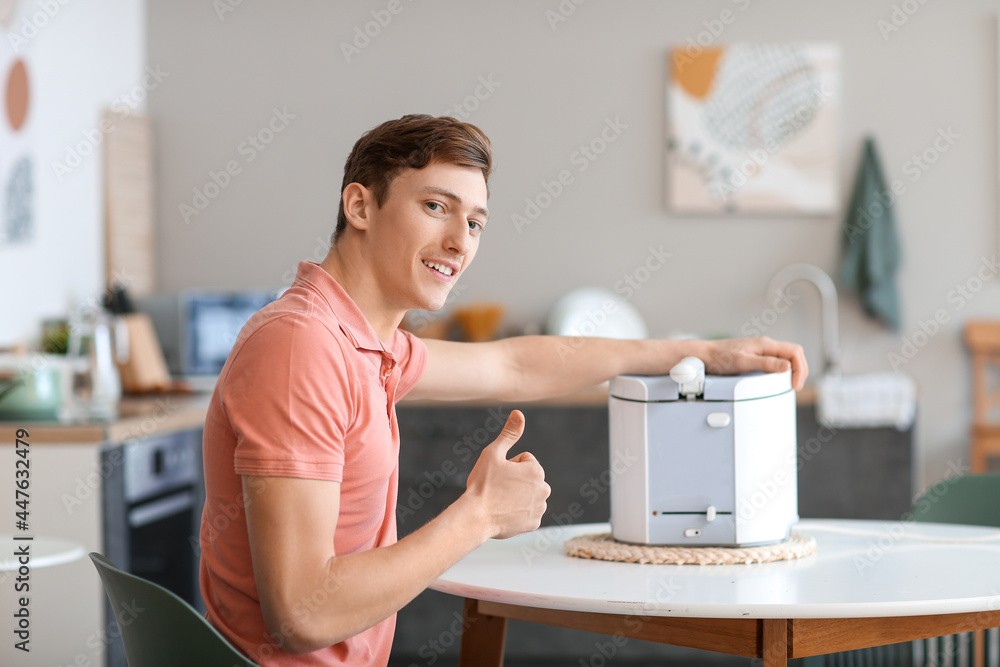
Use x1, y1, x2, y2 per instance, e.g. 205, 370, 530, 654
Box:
148, 0, 1000, 490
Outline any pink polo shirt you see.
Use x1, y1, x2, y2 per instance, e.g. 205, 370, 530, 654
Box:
199, 261, 427, 666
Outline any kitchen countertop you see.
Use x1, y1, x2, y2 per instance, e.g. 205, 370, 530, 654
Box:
401, 383, 818, 408
3, 383, 819, 445
0, 392, 213, 445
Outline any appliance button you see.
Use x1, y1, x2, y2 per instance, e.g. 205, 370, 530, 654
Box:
683, 528, 701, 537
706, 412, 731, 428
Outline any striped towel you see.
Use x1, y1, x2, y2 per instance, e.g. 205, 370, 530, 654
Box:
817, 372, 916, 430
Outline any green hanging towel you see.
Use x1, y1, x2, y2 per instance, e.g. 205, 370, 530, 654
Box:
839, 136, 902, 331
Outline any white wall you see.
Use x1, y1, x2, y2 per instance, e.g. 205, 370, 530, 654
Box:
0, 0, 147, 346
147, 0, 999, 489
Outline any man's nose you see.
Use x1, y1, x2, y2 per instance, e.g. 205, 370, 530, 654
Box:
444, 220, 472, 254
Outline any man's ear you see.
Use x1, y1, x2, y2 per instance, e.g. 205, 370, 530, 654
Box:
342, 182, 374, 232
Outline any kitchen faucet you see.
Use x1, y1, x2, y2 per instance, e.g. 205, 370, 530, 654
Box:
766, 263, 842, 376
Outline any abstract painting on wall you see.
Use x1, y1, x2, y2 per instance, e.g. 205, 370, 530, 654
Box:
666, 43, 840, 214
0, 2, 33, 245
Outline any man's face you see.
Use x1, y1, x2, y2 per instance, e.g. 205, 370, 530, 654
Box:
364, 160, 489, 313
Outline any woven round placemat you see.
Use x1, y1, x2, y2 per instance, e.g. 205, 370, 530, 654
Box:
564, 532, 817, 565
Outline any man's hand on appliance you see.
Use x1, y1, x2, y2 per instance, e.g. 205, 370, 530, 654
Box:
701, 336, 809, 390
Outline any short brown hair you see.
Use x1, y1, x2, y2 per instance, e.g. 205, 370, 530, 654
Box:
333, 114, 493, 242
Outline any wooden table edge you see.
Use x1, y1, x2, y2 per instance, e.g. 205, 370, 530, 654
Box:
459, 598, 1000, 666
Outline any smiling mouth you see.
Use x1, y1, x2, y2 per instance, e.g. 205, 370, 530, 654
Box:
422, 260, 454, 277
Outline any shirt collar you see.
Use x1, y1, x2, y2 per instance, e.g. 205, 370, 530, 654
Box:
292, 261, 393, 357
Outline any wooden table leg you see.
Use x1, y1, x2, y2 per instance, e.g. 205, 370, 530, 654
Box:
763, 619, 788, 667
973, 628, 985, 667
459, 598, 507, 667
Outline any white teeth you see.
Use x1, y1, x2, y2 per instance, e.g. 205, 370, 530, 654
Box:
423, 260, 454, 276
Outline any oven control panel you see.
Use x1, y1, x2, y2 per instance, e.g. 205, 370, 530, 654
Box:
122, 431, 200, 503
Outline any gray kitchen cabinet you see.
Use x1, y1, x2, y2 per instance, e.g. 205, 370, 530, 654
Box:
390, 403, 913, 666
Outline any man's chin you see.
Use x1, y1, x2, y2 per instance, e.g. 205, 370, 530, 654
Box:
423, 286, 457, 312
422, 299, 448, 313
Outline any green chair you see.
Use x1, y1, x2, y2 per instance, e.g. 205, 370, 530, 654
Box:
908, 472, 1000, 527
90, 552, 260, 667
803, 473, 1000, 666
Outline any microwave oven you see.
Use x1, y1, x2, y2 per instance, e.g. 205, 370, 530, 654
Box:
137, 290, 280, 380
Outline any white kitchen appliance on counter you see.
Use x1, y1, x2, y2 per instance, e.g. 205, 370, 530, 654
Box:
609, 357, 798, 547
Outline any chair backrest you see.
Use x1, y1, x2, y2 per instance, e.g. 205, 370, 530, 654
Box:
965, 321, 1000, 425
89, 552, 259, 667
964, 322, 1000, 471
909, 472, 1000, 527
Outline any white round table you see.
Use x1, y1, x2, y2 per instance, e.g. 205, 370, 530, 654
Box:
431, 519, 1000, 666
0, 535, 86, 571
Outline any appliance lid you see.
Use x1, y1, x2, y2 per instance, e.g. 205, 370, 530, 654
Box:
610, 369, 792, 402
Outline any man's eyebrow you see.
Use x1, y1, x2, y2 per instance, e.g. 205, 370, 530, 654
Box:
419, 186, 490, 221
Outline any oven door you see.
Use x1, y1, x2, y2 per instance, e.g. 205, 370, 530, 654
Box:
102, 428, 205, 667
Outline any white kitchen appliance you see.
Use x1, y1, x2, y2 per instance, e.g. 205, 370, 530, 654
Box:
609, 357, 798, 547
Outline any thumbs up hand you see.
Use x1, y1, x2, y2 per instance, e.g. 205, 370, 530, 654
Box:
464, 410, 551, 540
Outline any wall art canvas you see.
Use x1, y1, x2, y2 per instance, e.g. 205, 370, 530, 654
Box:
0, 1, 33, 245
666, 42, 840, 214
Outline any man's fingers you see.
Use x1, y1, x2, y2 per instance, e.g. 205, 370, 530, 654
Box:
509, 451, 536, 464
489, 410, 525, 458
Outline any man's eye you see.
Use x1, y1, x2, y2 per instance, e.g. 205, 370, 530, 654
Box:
468, 220, 484, 232
426, 202, 442, 213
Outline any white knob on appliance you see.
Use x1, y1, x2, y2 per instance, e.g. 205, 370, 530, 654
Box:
706, 505, 717, 522
669, 356, 705, 397
706, 412, 731, 428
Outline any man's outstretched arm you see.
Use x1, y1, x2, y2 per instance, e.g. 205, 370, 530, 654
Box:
406, 335, 808, 403
243, 411, 548, 655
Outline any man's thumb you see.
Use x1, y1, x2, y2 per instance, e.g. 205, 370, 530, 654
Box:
490, 410, 525, 458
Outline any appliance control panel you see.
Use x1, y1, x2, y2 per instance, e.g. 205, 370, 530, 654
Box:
122, 431, 200, 503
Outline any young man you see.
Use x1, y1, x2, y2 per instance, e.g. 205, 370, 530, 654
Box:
198, 114, 808, 666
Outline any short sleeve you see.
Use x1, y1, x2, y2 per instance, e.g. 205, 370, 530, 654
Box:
223, 313, 355, 482
391, 329, 427, 401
